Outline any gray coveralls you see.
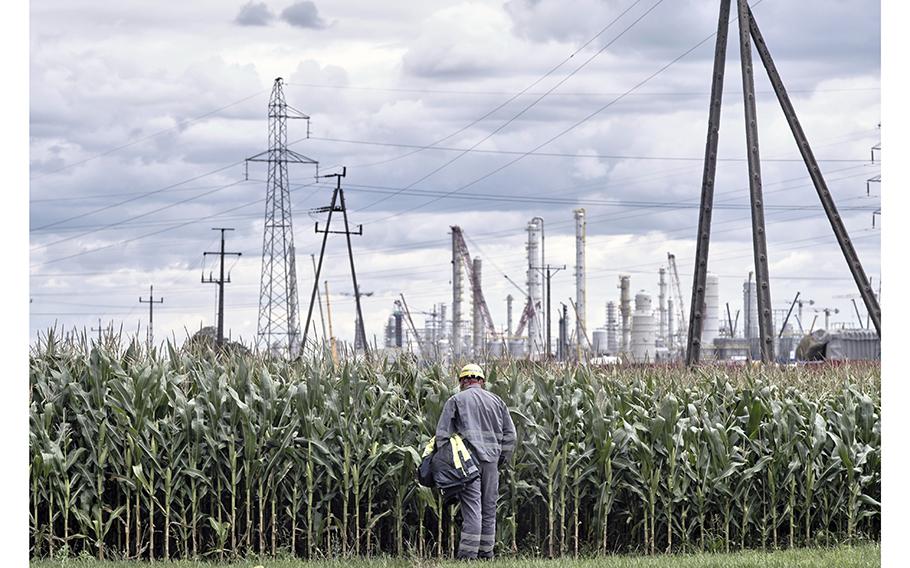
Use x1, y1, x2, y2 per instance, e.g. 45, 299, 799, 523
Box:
435, 383, 516, 559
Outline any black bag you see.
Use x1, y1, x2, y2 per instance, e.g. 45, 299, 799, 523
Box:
417, 453, 435, 487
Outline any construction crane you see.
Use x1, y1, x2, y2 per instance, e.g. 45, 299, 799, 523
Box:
397, 294, 427, 358
451, 227, 499, 338
667, 253, 687, 343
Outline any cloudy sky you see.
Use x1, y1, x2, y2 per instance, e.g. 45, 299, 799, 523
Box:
28, 0, 881, 350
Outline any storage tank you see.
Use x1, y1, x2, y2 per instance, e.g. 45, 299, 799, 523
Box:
487, 340, 505, 358
631, 292, 657, 362
592, 329, 608, 356
508, 339, 527, 358
702, 273, 720, 357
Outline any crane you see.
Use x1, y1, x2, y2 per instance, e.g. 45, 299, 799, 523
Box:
451, 227, 499, 338
667, 253, 687, 344
397, 294, 427, 358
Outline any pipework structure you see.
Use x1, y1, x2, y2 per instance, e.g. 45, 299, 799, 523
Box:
246, 77, 318, 358
686, 0, 880, 364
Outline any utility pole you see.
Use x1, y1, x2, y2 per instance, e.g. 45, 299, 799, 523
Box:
851, 298, 865, 329
91, 318, 104, 344
303, 167, 369, 354
778, 292, 800, 339
311, 254, 328, 341
139, 285, 164, 347
532, 264, 564, 358
202, 228, 242, 348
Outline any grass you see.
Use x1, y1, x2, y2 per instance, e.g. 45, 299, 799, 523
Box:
30, 543, 881, 568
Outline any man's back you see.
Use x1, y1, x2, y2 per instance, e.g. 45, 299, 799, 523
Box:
436, 383, 515, 464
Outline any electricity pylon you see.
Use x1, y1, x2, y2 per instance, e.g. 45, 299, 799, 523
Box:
246, 77, 318, 358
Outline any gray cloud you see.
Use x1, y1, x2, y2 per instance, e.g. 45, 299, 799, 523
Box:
235, 1, 275, 26
28, 0, 881, 345
280, 1, 326, 29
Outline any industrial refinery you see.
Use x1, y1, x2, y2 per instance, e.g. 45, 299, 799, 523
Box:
378, 209, 880, 364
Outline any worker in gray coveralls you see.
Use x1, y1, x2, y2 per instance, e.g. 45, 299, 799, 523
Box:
435, 363, 517, 560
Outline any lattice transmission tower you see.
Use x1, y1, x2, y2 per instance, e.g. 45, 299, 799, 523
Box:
246, 77, 318, 357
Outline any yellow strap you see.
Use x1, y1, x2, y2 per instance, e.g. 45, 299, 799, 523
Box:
422, 436, 436, 458
451, 435, 464, 470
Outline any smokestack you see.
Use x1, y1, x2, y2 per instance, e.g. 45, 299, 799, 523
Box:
658, 268, 667, 345
439, 303, 447, 348
506, 294, 514, 337
527, 219, 543, 357
473, 258, 483, 356
619, 275, 631, 353
452, 227, 463, 358
574, 208, 586, 358
668, 298, 675, 349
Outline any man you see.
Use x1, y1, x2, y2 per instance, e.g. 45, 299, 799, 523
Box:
435, 363, 516, 560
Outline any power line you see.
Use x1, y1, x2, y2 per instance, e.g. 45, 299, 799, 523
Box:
311, 136, 871, 164
30, 89, 267, 180
32, 178, 250, 250
31, 161, 246, 233
29, 180, 319, 268
366, 0, 768, 224
286, 82, 881, 98
354, 0, 667, 214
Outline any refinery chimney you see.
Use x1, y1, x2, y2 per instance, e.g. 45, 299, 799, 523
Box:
473, 258, 483, 356
658, 268, 667, 346
619, 275, 631, 353
506, 294, 514, 338
574, 209, 586, 358
451, 229, 463, 358
527, 219, 544, 357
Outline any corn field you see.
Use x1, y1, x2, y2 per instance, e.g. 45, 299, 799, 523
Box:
29, 328, 880, 560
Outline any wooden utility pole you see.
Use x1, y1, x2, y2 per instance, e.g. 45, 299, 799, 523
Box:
686, 0, 880, 364
139, 285, 164, 347
202, 228, 242, 347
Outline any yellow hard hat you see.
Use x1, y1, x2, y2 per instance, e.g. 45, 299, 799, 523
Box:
459, 363, 485, 381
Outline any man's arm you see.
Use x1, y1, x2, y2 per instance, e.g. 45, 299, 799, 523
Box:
499, 401, 516, 467
435, 397, 457, 443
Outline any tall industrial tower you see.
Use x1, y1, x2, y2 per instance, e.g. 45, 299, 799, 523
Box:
247, 78, 318, 357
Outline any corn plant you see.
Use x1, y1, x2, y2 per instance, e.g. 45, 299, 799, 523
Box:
29, 326, 880, 559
